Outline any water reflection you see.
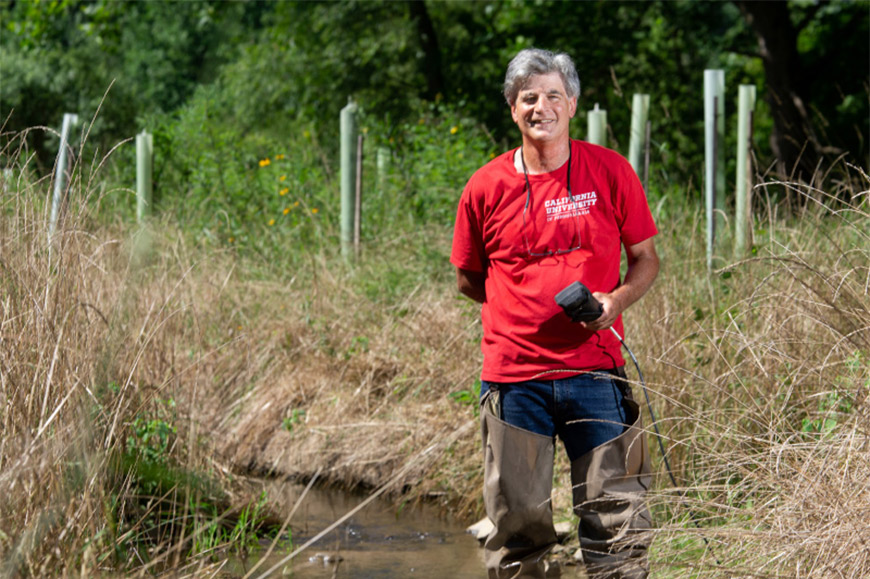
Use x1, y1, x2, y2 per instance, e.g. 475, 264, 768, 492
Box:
231, 480, 485, 578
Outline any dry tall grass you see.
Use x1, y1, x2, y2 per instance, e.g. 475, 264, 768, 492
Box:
1, 125, 868, 578
202, 172, 870, 576
0, 133, 280, 576
628, 175, 870, 576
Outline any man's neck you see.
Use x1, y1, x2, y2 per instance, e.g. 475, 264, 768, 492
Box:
516, 138, 571, 175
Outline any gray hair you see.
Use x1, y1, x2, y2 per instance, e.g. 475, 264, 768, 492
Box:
503, 48, 581, 106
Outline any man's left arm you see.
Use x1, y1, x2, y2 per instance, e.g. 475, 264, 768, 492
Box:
582, 237, 659, 331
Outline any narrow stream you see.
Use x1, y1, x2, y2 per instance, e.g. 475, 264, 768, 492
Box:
229, 479, 486, 578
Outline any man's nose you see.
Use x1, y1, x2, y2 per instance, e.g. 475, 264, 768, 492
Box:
534, 97, 550, 115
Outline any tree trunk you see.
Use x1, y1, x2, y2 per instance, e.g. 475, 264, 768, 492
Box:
736, 1, 821, 180
408, 0, 445, 101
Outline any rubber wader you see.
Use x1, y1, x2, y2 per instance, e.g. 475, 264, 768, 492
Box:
481, 386, 653, 579
572, 395, 653, 578
481, 388, 557, 578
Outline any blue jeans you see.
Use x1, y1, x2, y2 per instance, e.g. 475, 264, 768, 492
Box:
482, 369, 631, 461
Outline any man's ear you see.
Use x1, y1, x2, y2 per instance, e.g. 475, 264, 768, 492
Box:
510, 103, 519, 124
568, 97, 578, 119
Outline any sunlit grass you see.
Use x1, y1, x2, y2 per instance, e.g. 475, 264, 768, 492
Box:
0, 129, 277, 576
1, 116, 867, 577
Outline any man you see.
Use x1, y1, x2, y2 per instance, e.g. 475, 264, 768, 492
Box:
451, 48, 660, 578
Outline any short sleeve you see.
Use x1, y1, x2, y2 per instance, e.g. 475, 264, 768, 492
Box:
611, 157, 657, 247
450, 178, 488, 273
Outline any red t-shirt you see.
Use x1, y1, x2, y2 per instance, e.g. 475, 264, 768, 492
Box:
451, 139, 658, 382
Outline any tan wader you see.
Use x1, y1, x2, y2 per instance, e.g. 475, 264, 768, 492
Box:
572, 394, 653, 578
481, 387, 652, 579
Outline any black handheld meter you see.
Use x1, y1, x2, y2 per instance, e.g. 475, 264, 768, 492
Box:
554, 281, 603, 323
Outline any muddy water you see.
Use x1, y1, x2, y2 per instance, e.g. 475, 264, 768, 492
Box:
230, 480, 486, 578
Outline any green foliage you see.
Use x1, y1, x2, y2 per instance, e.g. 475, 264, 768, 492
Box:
800, 390, 853, 436
0, 0, 266, 165
4, 0, 866, 213
96, 69, 496, 275
448, 379, 482, 416
123, 397, 184, 498
107, 394, 274, 564
619, 2, 758, 183
262, 1, 427, 135
800, 350, 866, 436
791, 1, 869, 159
191, 491, 271, 557
282, 409, 307, 433
127, 397, 176, 465
135, 82, 335, 257
384, 103, 498, 227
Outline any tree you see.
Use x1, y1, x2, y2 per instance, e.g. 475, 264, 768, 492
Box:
736, 0, 869, 179
0, 0, 266, 166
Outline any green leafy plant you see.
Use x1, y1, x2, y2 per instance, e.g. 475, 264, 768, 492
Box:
126, 397, 177, 465
282, 409, 307, 433
801, 391, 853, 435
191, 491, 271, 557
448, 379, 481, 416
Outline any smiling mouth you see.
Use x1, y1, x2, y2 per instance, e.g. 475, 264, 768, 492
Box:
529, 119, 554, 127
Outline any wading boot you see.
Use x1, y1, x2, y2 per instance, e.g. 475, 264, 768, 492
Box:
571, 397, 653, 579
481, 390, 557, 579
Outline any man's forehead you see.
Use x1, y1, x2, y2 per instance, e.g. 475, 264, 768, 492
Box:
518, 73, 568, 95
519, 87, 565, 96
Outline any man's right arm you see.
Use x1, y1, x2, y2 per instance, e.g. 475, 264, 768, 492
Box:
456, 268, 486, 304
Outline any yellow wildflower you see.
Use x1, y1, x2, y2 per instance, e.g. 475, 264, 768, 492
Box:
279, 188, 289, 196
228, 237, 235, 243
268, 219, 276, 226
275, 154, 285, 160
490, 152, 496, 159
450, 126, 458, 135
283, 208, 290, 215
303, 130, 311, 139
311, 208, 319, 214
279, 175, 287, 182
293, 201, 300, 207
259, 158, 271, 167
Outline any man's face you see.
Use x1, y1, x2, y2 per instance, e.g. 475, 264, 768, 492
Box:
510, 72, 577, 146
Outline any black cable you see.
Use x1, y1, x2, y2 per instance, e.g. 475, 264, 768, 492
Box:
609, 327, 721, 565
